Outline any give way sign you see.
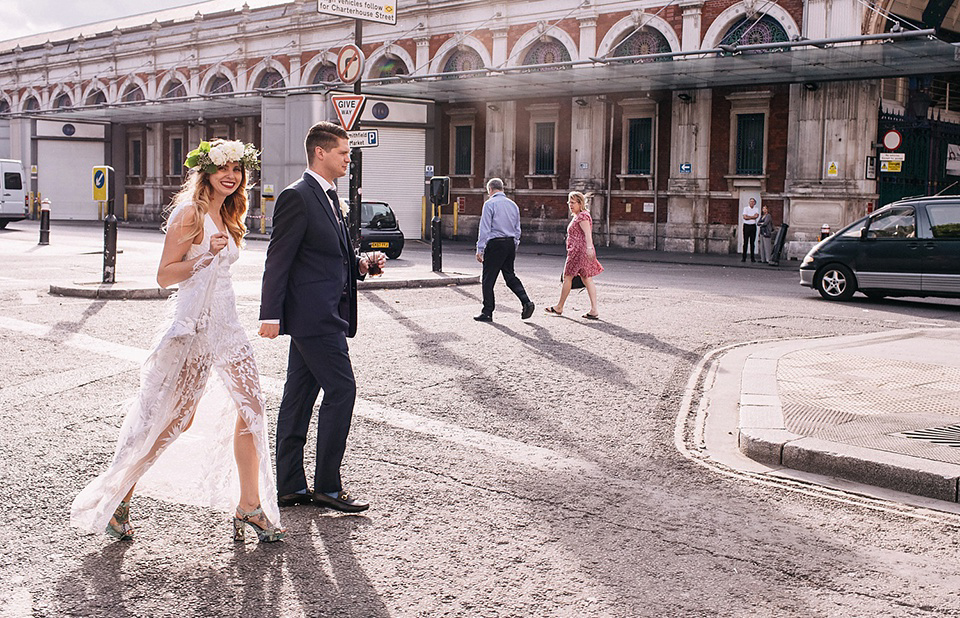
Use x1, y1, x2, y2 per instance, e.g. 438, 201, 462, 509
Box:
331, 94, 366, 131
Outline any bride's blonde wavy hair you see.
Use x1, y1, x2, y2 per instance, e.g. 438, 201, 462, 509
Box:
166, 166, 248, 247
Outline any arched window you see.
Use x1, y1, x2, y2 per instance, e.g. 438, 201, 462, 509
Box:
443, 48, 484, 73
122, 85, 145, 102
53, 93, 72, 109
0, 100, 10, 113
163, 80, 186, 99
312, 63, 339, 84
209, 75, 233, 94
370, 55, 409, 79
720, 15, 789, 53
257, 69, 285, 90
86, 90, 107, 106
612, 28, 673, 62
522, 39, 571, 68
24, 97, 40, 111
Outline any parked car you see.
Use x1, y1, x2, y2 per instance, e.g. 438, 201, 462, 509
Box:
359, 201, 404, 259
800, 196, 960, 301
0, 159, 27, 229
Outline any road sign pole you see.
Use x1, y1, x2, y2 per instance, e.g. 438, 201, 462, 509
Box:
349, 19, 362, 252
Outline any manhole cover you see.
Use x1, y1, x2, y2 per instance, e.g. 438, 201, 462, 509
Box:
898, 424, 960, 447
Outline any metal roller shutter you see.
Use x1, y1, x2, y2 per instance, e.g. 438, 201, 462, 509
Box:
39, 140, 103, 220
338, 126, 424, 239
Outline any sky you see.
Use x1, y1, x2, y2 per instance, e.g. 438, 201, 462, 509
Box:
0, 0, 208, 43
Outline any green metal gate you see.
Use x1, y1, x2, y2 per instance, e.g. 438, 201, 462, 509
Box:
877, 111, 960, 206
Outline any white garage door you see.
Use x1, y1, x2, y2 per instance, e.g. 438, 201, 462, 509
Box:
38, 140, 105, 220
337, 126, 424, 239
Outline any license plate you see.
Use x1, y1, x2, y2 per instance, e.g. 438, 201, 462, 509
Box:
369, 242, 389, 248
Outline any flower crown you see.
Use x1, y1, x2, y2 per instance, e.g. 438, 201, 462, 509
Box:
184, 139, 261, 174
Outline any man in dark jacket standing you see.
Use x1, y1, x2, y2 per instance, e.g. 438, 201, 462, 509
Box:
259, 121, 384, 513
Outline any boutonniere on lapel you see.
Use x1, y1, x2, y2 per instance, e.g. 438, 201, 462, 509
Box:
338, 197, 349, 218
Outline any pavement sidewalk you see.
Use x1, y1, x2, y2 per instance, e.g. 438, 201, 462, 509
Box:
726, 329, 960, 504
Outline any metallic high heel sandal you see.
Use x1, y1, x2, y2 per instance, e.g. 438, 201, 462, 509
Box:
105, 500, 134, 541
233, 505, 286, 543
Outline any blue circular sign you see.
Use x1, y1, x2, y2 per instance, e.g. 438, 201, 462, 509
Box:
372, 102, 389, 120
62, 123, 76, 136
94, 170, 105, 188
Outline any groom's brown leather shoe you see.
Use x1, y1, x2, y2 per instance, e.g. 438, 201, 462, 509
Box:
312, 490, 369, 513
278, 492, 314, 507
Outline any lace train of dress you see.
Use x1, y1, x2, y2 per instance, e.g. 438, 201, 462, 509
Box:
70, 206, 280, 534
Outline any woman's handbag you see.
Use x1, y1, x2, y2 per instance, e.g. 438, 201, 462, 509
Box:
562, 272, 586, 289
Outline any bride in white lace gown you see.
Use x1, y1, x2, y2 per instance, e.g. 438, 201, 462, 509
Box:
70, 140, 284, 543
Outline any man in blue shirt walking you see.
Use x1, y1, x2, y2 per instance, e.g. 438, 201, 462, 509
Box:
475, 178, 535, 322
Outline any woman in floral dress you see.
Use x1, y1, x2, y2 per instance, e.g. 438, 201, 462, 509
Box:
545, 191, 603, 319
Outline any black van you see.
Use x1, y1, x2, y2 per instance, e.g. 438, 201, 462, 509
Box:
799, 196, 960, 301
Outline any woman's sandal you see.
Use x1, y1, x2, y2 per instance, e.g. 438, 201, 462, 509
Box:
582, 313, 600, 320
233, 505, 286, 543
105, 500, 134, 541
545, 306, 562, 315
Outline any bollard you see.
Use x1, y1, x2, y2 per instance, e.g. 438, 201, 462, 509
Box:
819, 223, 831, 242
431, 206, 442, 272
38, 199, 51, 245
103, 199, 117, 283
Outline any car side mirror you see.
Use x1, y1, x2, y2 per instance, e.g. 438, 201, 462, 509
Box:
860, 227, 870, 240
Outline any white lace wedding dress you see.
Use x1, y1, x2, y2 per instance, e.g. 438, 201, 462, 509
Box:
70, 205, 280, 534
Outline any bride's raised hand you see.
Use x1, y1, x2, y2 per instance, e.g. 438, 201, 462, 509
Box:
209, 232, 228, 255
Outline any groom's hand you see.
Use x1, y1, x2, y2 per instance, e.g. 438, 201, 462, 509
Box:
259, 323, 280, 339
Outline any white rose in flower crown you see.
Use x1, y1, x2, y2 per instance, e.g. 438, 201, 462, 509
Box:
208, 146, 228, 167
222, 141, 245, 161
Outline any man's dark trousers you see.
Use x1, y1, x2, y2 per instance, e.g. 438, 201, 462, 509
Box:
481, 237, 531, 316
275, 331, 356, 495
742, 223, 757, 261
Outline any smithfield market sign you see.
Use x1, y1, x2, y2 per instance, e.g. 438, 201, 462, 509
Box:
317, 0, 397, 25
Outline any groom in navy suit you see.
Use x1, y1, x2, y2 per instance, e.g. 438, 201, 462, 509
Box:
259, 121, 384, 513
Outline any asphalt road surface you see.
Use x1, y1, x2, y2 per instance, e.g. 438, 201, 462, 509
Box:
1, 221, 959, 617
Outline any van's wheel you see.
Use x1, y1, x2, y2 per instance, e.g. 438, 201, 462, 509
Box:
0, 221, 8, 229
816, 264, 857, 301
385, 249, 402, 259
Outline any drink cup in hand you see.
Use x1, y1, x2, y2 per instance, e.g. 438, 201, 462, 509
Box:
365, 252, 383, 277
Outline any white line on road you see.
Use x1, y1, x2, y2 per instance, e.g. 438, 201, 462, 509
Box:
0, 315, 599, 476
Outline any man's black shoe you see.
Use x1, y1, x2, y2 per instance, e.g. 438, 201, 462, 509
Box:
277, 492, 314, 507
313, 490, 369, 513
474, 313, 493, 322
521, 302, 535, 320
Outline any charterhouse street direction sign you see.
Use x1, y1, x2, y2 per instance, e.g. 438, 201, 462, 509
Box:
317, 0, 397, 25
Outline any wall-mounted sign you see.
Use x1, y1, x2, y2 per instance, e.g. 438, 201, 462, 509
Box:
948, 144, 960, 175
679, 162, 692, 174
827, 161, 839, 177
865, 156, 876, 180
880, 160, 902, 173
882, 129, 903, 151
318, 0, 397, 25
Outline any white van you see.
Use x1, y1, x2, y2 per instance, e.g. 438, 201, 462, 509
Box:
0, 159, 27, 228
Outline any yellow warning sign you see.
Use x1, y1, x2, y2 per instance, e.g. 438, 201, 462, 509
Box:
827, 161, 839, 177
880, 161, 902, 173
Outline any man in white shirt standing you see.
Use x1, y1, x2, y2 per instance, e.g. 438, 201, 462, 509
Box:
741, 197, 760, 263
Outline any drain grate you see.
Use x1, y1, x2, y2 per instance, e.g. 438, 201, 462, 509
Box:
899, 424, 960, 447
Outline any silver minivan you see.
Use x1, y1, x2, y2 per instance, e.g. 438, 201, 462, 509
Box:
0, 159, 27, 228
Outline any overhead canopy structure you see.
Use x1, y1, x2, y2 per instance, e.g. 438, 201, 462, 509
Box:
13, 28, 960, 124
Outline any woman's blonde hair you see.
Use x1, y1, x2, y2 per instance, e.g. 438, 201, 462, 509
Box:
166, 166, 249, 246
568, 191, 587, 210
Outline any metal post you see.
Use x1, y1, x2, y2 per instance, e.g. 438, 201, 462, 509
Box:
38, 199, 50, 245
348, 19, 363, 251
431, 199, 442, 272
103, 198, 117, 283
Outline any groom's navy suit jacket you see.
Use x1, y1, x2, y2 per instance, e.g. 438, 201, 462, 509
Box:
259, 172, 361, 338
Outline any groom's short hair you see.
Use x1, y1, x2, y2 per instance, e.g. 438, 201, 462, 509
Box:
306, 122, 349, 163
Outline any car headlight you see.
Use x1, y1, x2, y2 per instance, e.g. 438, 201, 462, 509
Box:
801, 254, 815, 267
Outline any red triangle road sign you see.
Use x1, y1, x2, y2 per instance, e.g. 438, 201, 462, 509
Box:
331, 95, 366, 131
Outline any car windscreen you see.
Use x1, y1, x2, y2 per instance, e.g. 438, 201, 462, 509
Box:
865, 207, 916, 239
361, 202, 396, 228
